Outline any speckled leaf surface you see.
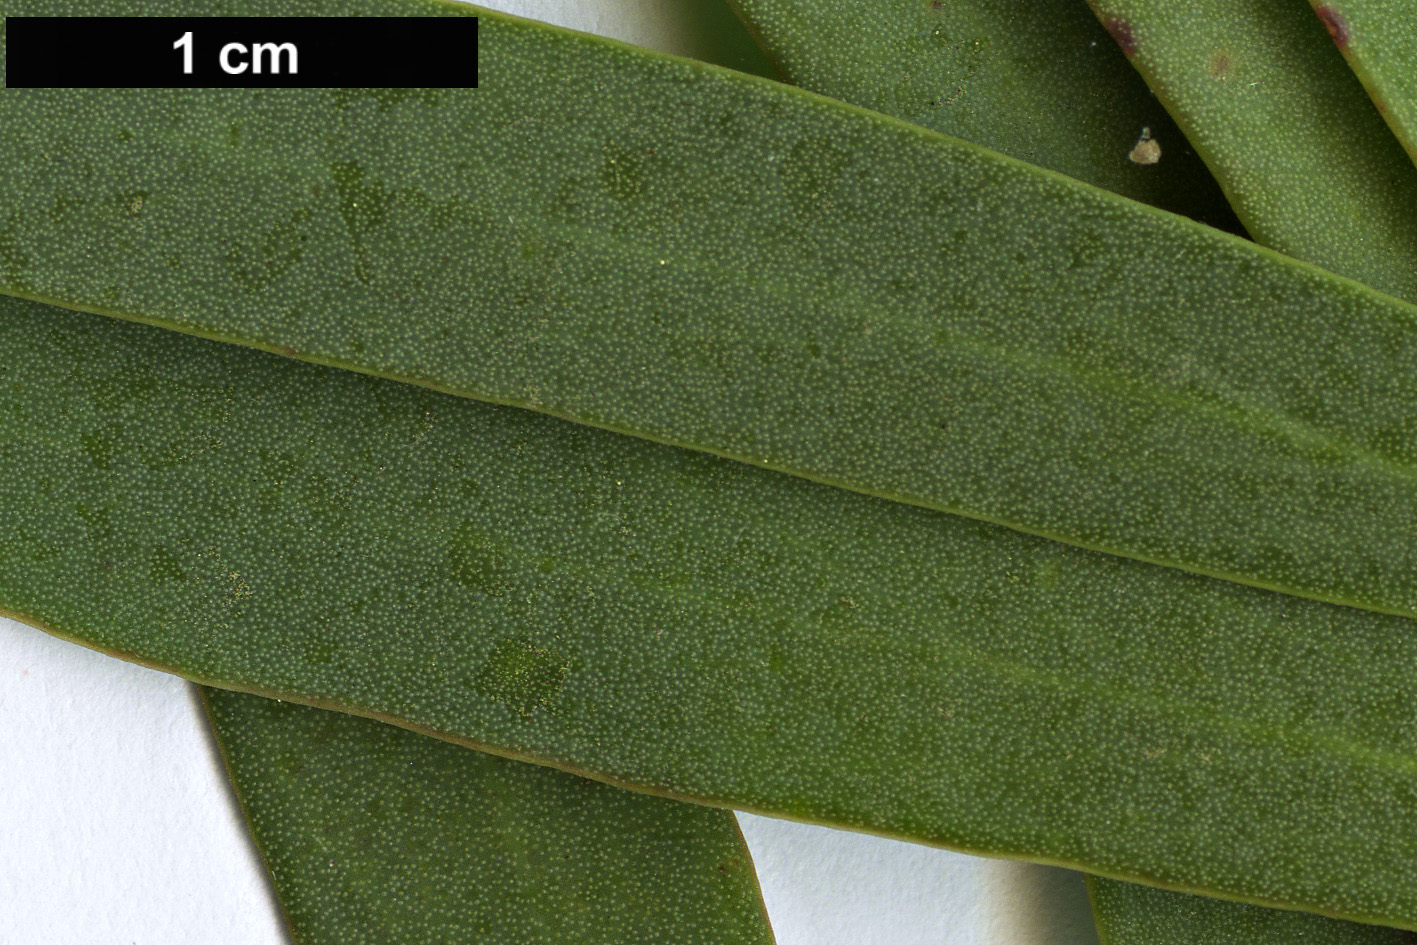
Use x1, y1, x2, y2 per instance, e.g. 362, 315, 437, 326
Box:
1085, 0, 1417, 302
1087, 875, 1417, 945
8, 295, 1417, 928
8, 5, 1417, 622
201, 688, 773, 945
1306, 1, 1417, 169
723, 0, 1241, 230
1068, 3, 1417, 936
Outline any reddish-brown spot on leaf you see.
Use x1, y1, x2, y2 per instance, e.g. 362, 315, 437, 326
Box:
1103, 16, 1136, 56
1315, 6, 1350, 48
1206, 50, 1232, 79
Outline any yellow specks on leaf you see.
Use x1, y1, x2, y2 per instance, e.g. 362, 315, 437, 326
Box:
228, 571, 253, 600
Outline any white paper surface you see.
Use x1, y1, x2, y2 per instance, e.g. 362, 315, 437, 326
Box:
0, 1, 1104, 941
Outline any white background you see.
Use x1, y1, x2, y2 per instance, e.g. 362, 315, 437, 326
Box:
0, 1, 1104, 942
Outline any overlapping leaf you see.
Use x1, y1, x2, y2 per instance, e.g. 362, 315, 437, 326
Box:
724, 0, 1240, 229
1073, 3, 1417, 936
5, 292, 1417, 928
8, 3, 1417, 622
7, 0, 1417, 936
1084, 0, 1417, 301
720, 4, 1417, 934
202, 688, 774, 945
1087, 875, 1417, 945
1304, 1, 1417, 169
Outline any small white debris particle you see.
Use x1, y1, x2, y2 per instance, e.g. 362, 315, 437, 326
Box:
1129, 126, 1161, 165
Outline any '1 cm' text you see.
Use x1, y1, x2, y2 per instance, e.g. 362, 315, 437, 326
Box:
172, 31, 299, 75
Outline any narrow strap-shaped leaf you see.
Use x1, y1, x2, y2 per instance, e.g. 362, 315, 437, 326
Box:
7, 5, 1417, 620
1066, 5, 1417, 937
704, 22, 1331, 933
727, 3, 1416, 937
707, 11, 1367, 938
1304, 1, 1417, 169
1086, 875, 1417, 945
1085, 0, 1417, 302
713, 7, 1317, 940
1060, 4, 1417, 935
7, 296, 1417, 929
723, 0, 1241, 230
201, 687, 774, 945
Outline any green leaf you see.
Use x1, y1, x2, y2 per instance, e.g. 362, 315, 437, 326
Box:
669, 0, 779, 78
711, 4, 1259, 940
723, 0, 1241, 229
718, 3, 1417, 937
1084, 0, 1417, 302
8, 4, 1417, 622
7, 294, 1417, 930
1071, 6, 1417, 935
1086, 875, 1417, 945
1304, 1, 1417, 169
201, 687, 774, 945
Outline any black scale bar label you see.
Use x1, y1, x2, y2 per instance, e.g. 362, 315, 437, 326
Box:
5, 16, 478, 88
